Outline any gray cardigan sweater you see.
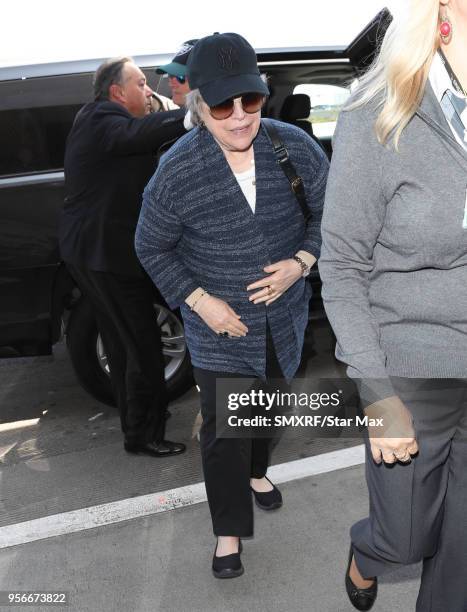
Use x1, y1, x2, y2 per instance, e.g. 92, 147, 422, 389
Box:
319, 83, 467, 402
136, 120, 328, 379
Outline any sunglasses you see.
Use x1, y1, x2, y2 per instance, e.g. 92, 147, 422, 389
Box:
209, 93, 266, 120
167, 74, 186, 84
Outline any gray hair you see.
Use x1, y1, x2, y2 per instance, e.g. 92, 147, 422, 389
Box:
185, 88, 206, 126
93, 56, 132, 101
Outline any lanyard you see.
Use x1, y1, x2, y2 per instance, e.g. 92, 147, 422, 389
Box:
435, 53, 467, 228
438, 50, 467, 96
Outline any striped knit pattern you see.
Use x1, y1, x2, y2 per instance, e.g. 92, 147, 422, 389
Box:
135, 119, 329, 379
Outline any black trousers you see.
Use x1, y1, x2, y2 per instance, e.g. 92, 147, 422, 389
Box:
68, 265, 168, 444
193, 328, 286, 537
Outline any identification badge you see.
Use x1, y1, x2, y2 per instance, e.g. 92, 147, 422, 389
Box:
463, 187, 467, 229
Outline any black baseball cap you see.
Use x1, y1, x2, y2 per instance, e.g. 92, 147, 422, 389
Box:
186, 32, 269, 106
156, 39, 198, 78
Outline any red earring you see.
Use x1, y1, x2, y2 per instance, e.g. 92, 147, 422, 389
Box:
440, 15, 452, 44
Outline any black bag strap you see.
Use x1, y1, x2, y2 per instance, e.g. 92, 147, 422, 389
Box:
262, 119, 310, 221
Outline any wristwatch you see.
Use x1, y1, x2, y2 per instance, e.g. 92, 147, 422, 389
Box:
293, 255, 311, 277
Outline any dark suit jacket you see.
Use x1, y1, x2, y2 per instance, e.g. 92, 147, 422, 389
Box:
59, 101, 185, 276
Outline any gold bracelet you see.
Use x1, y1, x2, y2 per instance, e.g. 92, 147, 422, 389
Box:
191, 290, 208, 312
293, 255, 310, 277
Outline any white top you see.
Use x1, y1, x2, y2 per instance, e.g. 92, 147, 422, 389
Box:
233, 161, 256, 213
429, 52, 467, 150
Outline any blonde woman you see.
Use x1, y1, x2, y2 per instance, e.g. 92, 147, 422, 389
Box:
320, 1, 467, 610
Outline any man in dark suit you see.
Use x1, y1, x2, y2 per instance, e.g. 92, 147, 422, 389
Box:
60, 56, 186, 457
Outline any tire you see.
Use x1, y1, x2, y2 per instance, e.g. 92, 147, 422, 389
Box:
66, 297, 194, 406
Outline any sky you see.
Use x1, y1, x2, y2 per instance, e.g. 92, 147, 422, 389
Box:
1, 0, 403, 68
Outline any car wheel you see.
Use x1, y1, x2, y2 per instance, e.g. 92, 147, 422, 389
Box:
66, 297, 193, 406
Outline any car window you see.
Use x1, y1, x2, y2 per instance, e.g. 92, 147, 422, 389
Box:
0, 105, 81, 177
293, 84, 351, 139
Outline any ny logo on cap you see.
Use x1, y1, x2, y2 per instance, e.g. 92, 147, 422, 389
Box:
175, 42, 195, 58
218, 46, 239, 71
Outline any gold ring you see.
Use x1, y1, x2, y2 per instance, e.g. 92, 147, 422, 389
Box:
267, 286, 274, 295
394, 451, 410, 461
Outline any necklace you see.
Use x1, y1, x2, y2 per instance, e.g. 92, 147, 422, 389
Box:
438, 49, 467, 97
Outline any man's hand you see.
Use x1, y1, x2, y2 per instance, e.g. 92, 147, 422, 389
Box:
247, 259, 306, 305
365, 395, 419, 464
195, 294, 248, 337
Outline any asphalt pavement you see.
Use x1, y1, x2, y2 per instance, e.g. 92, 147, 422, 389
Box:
0, 324, 422, 611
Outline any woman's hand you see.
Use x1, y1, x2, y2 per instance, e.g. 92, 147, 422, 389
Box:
194, 294, 248, 337
247, 259, 305, 305
365, 395, 419, 464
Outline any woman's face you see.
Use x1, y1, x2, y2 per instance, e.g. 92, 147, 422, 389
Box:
441, 0, 467, 21
456, 0, 467, 20
201, 96, 261, 153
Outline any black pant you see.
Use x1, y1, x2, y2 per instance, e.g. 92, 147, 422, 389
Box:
68, 265, 168, 444
193, 328, 286, 537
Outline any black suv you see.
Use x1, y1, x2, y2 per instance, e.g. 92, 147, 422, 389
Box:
0, 10, 389, 406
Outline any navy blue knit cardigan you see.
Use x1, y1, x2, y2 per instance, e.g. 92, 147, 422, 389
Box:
135, 119, 329, 380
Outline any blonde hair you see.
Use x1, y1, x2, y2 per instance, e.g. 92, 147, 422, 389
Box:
349, 0, 441, 148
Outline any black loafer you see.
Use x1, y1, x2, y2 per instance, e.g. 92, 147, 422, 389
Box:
251, 477, 282, 510
124, 439, 186, 457
345, 545, 378, 611
212, 540, 244, 579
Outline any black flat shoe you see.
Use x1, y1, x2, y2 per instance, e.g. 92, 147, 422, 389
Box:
124, 439, 186, 457
212, 539, 244, 579
251, 477, 282, 510
345, 545, 378, 611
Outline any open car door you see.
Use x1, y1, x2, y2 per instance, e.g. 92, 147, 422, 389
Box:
345, 7, 393, 72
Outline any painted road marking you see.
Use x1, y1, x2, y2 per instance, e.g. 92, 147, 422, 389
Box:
0, 445, 364, 549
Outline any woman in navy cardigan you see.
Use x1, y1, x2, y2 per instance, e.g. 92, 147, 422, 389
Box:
136, 33, 329, 578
